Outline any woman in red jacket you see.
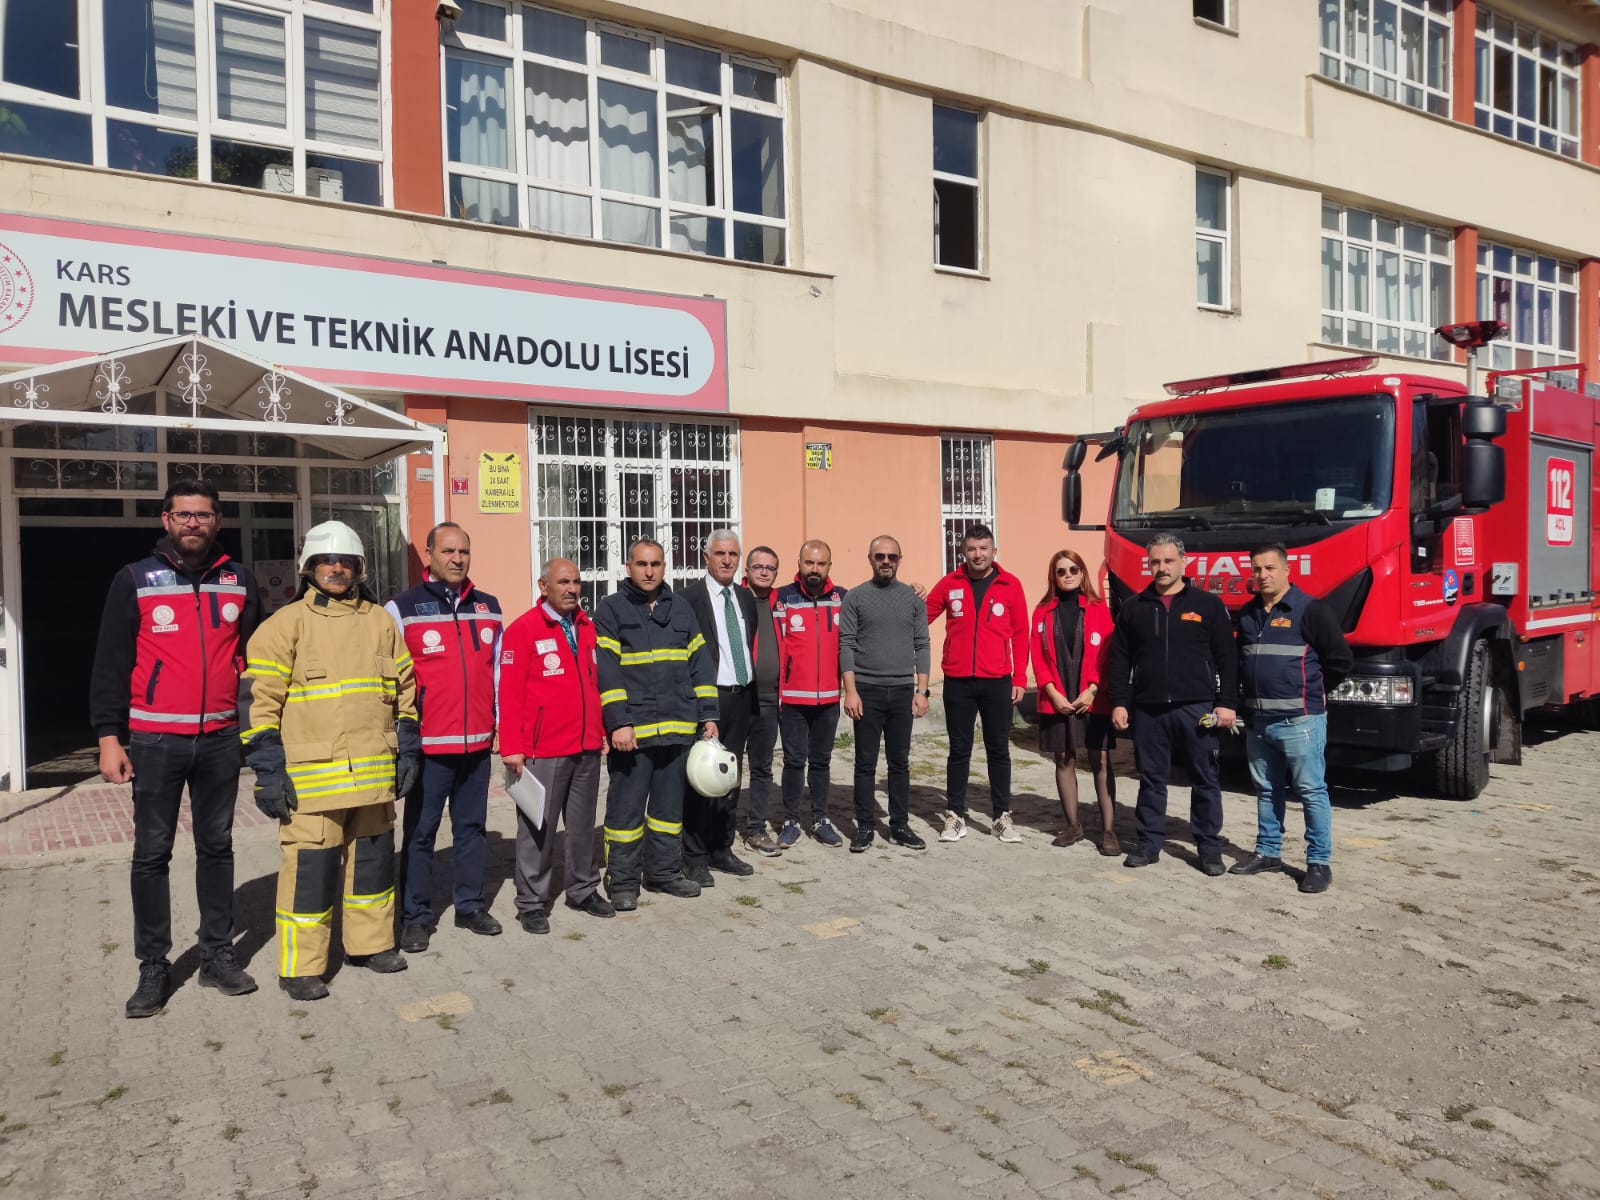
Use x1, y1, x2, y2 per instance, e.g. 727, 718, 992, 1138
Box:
1030, 549, 1120, 854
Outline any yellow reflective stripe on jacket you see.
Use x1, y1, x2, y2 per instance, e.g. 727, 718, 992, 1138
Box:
693, 685, 718, 699
596, 636, 623, 654
286, 676, 397, 703
604, 824, 645, 843
617, 648, 692, 665
394, 650, 413, 671
687, 633, 706, 654
645, 815, 682, 835
600, 689, 628, 706
634, 720, 699, 740
247, 658, 291, 679
240, 723, 279, 742
287, 754, 393, 779
344, 888, 394, 909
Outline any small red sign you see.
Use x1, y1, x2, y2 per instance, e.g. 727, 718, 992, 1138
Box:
451, 476, 470, 496
1451, 517, 1475, 567
1547, 457, 1575, 546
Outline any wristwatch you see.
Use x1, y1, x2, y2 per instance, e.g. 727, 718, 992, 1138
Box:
915, 687, 931, 696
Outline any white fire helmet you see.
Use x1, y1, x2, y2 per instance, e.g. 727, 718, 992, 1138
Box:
299, 520, 366, 577
686, 737, 740, 798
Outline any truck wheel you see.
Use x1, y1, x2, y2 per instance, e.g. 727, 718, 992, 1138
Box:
1434, 640, 1493, 800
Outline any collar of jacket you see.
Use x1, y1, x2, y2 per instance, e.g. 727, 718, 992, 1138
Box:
152, 537, 231, 581
1246, 583, 1301, 615
791, 573, 836, 598
1138, 579, 1194, 603
945, 562, 1015, 588
305, 587, 366, 615
539, 600, 590, 628
422, 571, 474, 607
620, 577, 673, 620
1038, 589, 1091, 614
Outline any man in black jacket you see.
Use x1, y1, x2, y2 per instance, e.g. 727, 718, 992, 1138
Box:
681, 529, 761, 884
1106, 534, 1238, 875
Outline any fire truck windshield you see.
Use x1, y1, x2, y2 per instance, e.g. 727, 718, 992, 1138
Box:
1113, 393, 1396, 528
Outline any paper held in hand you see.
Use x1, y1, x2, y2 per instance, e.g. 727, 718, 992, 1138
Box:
506, 765, 546, 831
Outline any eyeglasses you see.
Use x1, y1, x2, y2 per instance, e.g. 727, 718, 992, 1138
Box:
872, 553, 901, 563
313, 555, 362, 571
747, 563, 779, 572
1055, 565, 1082, 577
166, 510, 219, 525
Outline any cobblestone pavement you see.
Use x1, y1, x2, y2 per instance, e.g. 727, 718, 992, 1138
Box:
1, 719, 1597, 1200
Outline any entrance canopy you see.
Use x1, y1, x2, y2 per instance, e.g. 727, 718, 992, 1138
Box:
0, 335, 442, 467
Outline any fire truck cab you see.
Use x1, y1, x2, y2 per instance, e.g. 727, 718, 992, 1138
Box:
1067, 349, 1598, 799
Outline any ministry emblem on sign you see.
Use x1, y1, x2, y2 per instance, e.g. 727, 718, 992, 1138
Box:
0, 243, 34, 334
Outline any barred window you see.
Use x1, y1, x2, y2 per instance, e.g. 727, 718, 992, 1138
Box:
939, 434, 995, 575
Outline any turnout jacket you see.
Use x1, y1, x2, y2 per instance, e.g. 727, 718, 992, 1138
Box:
90, 538, 259, 737
386, 576, 501, 754
1234, 584, 1352, 720
1104, 580, 1239, 710
1029, 593, 1115, 717
497, 602, 603, 757
773, 576, 848, 705
925, 564, 1030, 685
592, 580, 719, 745
241, 588, 417, 813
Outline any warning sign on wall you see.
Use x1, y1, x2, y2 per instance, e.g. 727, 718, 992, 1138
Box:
805, 442, 833, 470
478, 452, 522, 514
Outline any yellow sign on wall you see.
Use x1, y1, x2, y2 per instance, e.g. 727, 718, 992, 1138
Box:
804, 442, 833, 470
478, 452, 522, 513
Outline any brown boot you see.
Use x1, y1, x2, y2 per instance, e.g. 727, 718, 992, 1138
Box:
1051, 824, 1085, 848
1099, 826, 1121, 856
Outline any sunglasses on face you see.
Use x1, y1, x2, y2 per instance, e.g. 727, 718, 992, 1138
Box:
1055, 565, 1082, 577
872, 553, 901, 563
314, 555, 362, 571
167, 510, 219, 526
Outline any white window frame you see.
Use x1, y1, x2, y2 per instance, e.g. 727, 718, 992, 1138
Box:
1194, 0, 1231, 29
939, 433, 995, 575
1473, 7, 1580, 159
1320, 202, 1453, 362
0, 0, 391, 205
442, 4, 788, 265
932, 103, 982, 273
1195, 166, 1232, 311
1476, 241, 1578, 372
1318, 0, 1452, 118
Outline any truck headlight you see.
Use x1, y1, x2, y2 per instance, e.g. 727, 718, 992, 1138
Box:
1328, 676, 1415, 705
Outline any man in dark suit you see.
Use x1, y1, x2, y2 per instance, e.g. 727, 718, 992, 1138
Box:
680, 529, 761, 884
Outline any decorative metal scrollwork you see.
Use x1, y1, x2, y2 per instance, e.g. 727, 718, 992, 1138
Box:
11, 378, 47, 410
95, 358, 129, 414
326, 395, 355, 426
178, 344, 212, 418
257, 370, 292, 422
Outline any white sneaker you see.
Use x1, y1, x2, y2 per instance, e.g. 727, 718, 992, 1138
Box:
939, 811, 967, 842
994, 813, 1022, 843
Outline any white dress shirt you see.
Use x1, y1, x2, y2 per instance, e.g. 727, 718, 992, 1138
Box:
704, 575, 749, 687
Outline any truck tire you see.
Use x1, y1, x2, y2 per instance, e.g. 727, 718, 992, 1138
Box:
1434, 639, 1492, 800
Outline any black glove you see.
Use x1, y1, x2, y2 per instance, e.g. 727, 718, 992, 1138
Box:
253, 769, 297, 822
396, 719, 422, 798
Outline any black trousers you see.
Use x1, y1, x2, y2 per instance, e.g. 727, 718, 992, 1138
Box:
943, 676, 1014, 817
1131, 701, 1224, 857
683, 684, 754, 867
742, 695, 779, 834
852, 683, 913, 831
603, 743, 688, 892
781, 702, 841, 824
128, 729, 241, 966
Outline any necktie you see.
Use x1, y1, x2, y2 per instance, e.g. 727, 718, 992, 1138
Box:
558, 614, 579, 658
723, 587, 749, 686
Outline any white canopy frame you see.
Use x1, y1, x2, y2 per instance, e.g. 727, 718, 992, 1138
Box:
0, 336, 447, 791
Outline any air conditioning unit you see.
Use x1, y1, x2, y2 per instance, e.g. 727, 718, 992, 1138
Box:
262, 163, 295, 193
308, 168, 344, 202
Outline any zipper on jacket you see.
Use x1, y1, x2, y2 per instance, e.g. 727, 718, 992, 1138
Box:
145, 659, 164, 706
452, 598, 471, 752
193, 570, 208, 730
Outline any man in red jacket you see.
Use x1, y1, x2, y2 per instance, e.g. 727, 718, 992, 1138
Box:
498, 557, 613, 930
925, 525, 1030, 844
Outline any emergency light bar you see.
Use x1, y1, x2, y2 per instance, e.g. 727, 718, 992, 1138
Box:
1162, 355, 1377, 396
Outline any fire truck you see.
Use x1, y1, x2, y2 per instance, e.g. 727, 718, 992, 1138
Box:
1063, 324, 1598, 799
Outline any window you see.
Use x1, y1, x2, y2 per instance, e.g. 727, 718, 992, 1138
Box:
529, 411, 740, 611
939, 434, 995, 573
932, 104, 980, 271
1320, 202, 1452, 361
1194, 0, 1229, 27
1195, 167, 1231, 309
445, 5, 787, 264
0, 1, 385, 204
1476, 241, 1578, 370
1318, 0, 1451, 117
1473, 8, 1579, 158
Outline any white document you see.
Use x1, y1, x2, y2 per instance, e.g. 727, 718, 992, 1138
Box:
506, 765, 546, 831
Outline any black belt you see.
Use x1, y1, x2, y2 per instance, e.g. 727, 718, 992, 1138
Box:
718, 683, 749, 693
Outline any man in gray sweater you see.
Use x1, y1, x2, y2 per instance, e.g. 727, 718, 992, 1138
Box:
840, 535, 931, 852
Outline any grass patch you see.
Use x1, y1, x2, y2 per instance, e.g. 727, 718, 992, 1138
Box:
976, 1105, 1000, 1124
836, 1092, 863, 1109
386, 1097, 400, 1113
94, 1086, 127, 1109
1266, 907, 1294, 918
434, 1013, 458, 1032
1074, 1165, 1101, 1182
1398, 901, 1424, 915
1263, 954, 1291, 971
1027, 959, 1050, 975
1003, 1058, 1026, 1069
734, 895, 760, 908
928, 1045, 963, 1065
1314, 1097, 1351, 1118
1025, 996, 1053, 1008
564, 932, 585, 941
999, 1159, 1021, 1174
1071, 990, 1142, 1027
1557, 993, 1590, 1006
1444, 960, 1472, 970
820, 1042, 843, 1055
46, 1050, 65, 1067
317, 1066, 334, 1086
833, 731, 853, 751
1471, 1117, 1495, 1131
780, 881, 806, 895
1443, 1104, 1473, 1122
1529, 938, 1565, 952
1425, 1180, 1455, 1193
222, 1124, 242, 1141
1483, 987, 1538, 1009
1106, 1150, 1158, 1175
913, 943, 928, 952
1196, 1050, 1232, 1068
866, 1007, 898, 1022
205, 1039, 223, 1053
601, 1084, 628, 1098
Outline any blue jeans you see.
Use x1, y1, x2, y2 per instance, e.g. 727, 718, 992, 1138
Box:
1244, 713, 1331, 864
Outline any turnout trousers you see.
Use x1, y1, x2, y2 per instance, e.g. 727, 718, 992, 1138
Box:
276, 802, 397, 979
603, 744, 688, 893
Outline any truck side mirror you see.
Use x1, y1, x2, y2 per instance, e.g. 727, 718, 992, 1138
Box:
1061, 472, 1082, 526
1461, 399, 1506, 510
1064, 440, 1088, 471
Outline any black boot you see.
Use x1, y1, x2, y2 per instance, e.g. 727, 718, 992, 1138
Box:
279, 975, 330, 1002
351, 948, 408, 973
198, 946, 258, 996
125, 963, 170, 1019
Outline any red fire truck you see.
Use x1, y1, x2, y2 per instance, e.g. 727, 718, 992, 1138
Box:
1064, 328, 1598, 799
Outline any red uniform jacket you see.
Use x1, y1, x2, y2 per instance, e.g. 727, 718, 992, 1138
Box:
388, 577, 502, 754
1030, 593, 1115, 716
497, 603, 603, 757
925, 564, 1030, 686
773, 576, 848, 705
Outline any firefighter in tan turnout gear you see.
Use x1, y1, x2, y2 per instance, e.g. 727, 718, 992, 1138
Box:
241, 521, 422, 1002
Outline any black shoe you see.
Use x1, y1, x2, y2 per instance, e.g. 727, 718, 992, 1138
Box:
351, 948, 408, 974
1123, 850, 1160, 868
1229, 853, 1284, 876
609, 890, 638, 912
518, 909, 551, 935
279, 975, 329, 1002
125, 963, 170, 1019
454, 909, 503, 936
565, 892, 616, 919
849, 829, 875, 853
1299, 863, 1332, 894
400, 922, 432, 953
889, 826, 926, 851
684, 863, 715, 887
1200, 856, 1227, 877
709, 850, 755, 877
198, 946, 258, 996
643, 875, 702, 899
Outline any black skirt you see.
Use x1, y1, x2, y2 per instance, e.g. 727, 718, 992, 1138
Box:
1038, 712, 1116, 756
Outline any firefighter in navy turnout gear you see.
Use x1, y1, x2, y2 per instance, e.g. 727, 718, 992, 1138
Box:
387, 523, 504, 952
91, 480, 261, 1018
241, 521, 419, 1002
680, 529, 762, 885
1106, 534, 1239, 875
593, 538, 720, 911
